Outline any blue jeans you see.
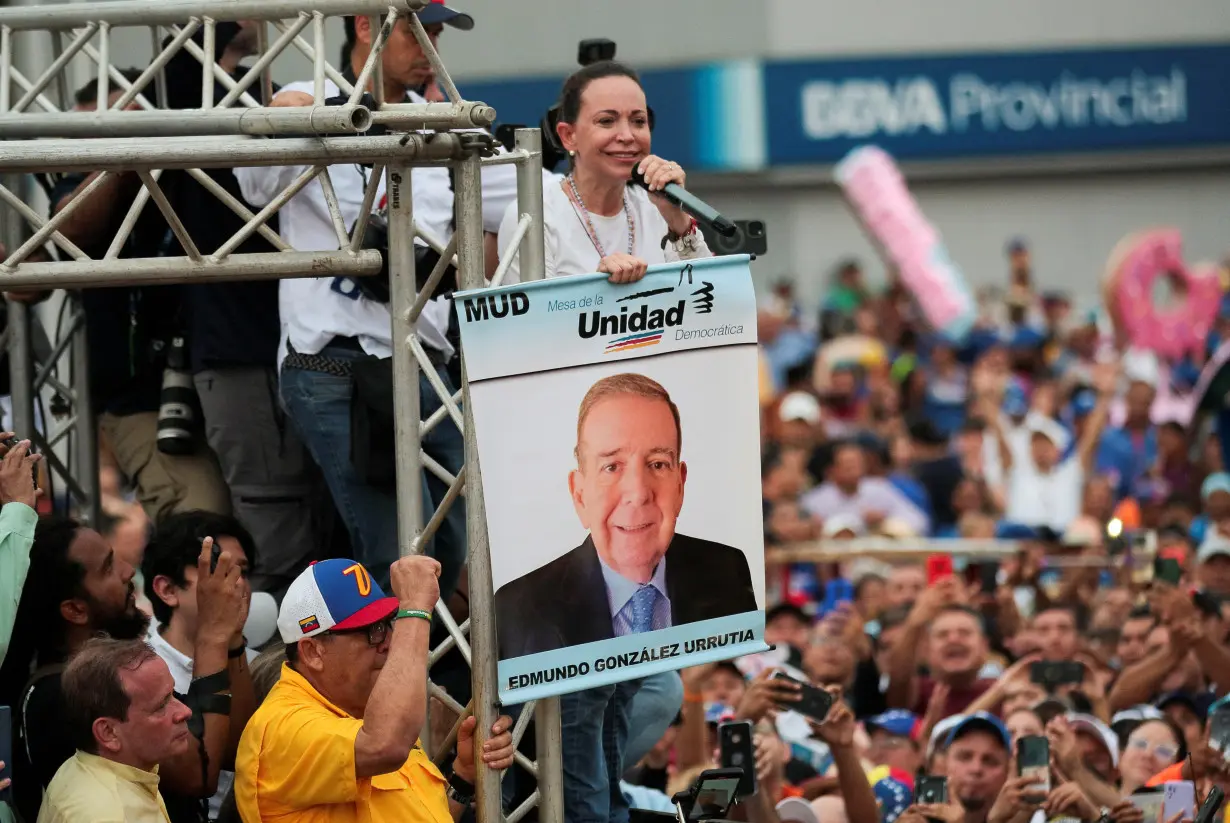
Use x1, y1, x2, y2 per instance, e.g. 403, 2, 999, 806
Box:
560, 680, 642, 823
623, 671, 684, 770
279, 344, 467, 598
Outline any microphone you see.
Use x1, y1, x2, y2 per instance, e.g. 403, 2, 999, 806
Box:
630, 166, 738, 237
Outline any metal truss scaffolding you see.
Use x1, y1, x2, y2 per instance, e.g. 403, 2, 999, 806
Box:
0, 1, 560, 820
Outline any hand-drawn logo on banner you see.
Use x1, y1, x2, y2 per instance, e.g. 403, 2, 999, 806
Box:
583, 280, 718, 353
692, 282, 715, 314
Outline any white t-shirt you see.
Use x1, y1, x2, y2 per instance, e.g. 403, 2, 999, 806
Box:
145, 624, 259, 821
1004, 455, 1084, 532
234, 79, 518, 366
982, 410, 1049, 491
496, 173, 711, 282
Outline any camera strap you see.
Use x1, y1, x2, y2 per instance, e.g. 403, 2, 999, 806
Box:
179, 669, 232, 822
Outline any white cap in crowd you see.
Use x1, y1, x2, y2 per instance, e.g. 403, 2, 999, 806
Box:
775, 797, 820, 823
244, 591, 279, 648
1027, 417, 1070, 450
779, 391, 822, 425
1111, 706, 1165, 725
1065, 712, 1120, 768
822, 513, 866, 539
927, 714, 967, 759
1121, 348, 1160, 387
1198, 533, 1230, 564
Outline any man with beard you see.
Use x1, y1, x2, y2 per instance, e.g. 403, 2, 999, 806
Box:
905, 712, 1099, 823
0, 517, 155, 821
937, 713, 1013, 823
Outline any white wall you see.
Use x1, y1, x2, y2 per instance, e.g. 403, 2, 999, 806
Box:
33, 0, 1230, 102
451, 0, 766, 78
88, 0, 763, 92
690, 168, 1230, 310
60, 0, 1230, 93
767, 0, 1230, 58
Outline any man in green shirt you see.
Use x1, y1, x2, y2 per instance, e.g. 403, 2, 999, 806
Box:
0, 434, 43, 823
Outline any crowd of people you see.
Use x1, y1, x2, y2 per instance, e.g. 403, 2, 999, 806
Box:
739, 246, 1230, 822
0, 1, 1226, 822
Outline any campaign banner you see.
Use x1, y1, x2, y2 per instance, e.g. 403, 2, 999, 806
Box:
455, 255, 768, 703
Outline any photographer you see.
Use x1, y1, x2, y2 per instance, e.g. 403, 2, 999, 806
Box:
0, 436, 38, 667
495, 60, 712, 285
160, 20, 326, 598
15, 78, 229, 524
235, 4, 515, 599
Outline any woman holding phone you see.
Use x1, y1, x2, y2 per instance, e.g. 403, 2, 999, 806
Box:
497, 60, 712, 284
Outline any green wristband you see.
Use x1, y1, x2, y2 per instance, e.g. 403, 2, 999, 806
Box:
396, 608, 432, 623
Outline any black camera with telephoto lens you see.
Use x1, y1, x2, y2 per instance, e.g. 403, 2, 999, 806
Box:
156, 335, 199, 456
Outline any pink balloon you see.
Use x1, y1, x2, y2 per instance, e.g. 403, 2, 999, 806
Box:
836, 146, 975, 339
1107, 229, 1220, 360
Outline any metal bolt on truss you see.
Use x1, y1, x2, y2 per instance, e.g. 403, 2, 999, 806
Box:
0, 1, 559, 820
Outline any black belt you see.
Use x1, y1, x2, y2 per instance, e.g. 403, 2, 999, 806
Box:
282, 337, 447, 377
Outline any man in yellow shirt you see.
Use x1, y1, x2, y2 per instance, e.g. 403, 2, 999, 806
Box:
236, 555, 516, 822
39, 637, 194, 823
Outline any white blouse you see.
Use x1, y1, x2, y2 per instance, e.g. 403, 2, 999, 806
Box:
496, 174, 712, 283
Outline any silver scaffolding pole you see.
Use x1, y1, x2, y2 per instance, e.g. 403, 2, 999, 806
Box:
455, 150, 501, 823
1, 175, 34, 438
0, 3, 560, 822
510, 127, 563, 823
69, 292, 99, 525
0, 0, 430, 30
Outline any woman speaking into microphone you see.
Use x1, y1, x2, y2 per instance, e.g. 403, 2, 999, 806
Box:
497, 60, 712, 283
494, 60, 709, 823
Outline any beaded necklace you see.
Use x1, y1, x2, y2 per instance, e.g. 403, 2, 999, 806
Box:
566, 174, 635, 257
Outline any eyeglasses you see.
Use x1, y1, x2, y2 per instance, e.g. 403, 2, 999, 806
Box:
330, 618, 394, 647
1126, 737, 1179, 762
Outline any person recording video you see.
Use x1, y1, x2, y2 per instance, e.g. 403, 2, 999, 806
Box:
496, 60, 713, 284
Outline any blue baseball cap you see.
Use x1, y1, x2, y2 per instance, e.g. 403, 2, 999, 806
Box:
873, 772, 913, 823
865, 710, 919, 739
944, 711, 1011, 752
1070, 388, 1097, 418
996, 522, 1038, 541
1156, 690, 1216, 719
1009, 327, 1045, 351
416, 0, 474, 30
277, 559, 399, 643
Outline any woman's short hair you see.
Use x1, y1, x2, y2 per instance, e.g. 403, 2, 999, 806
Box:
557, 60, 642, 125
